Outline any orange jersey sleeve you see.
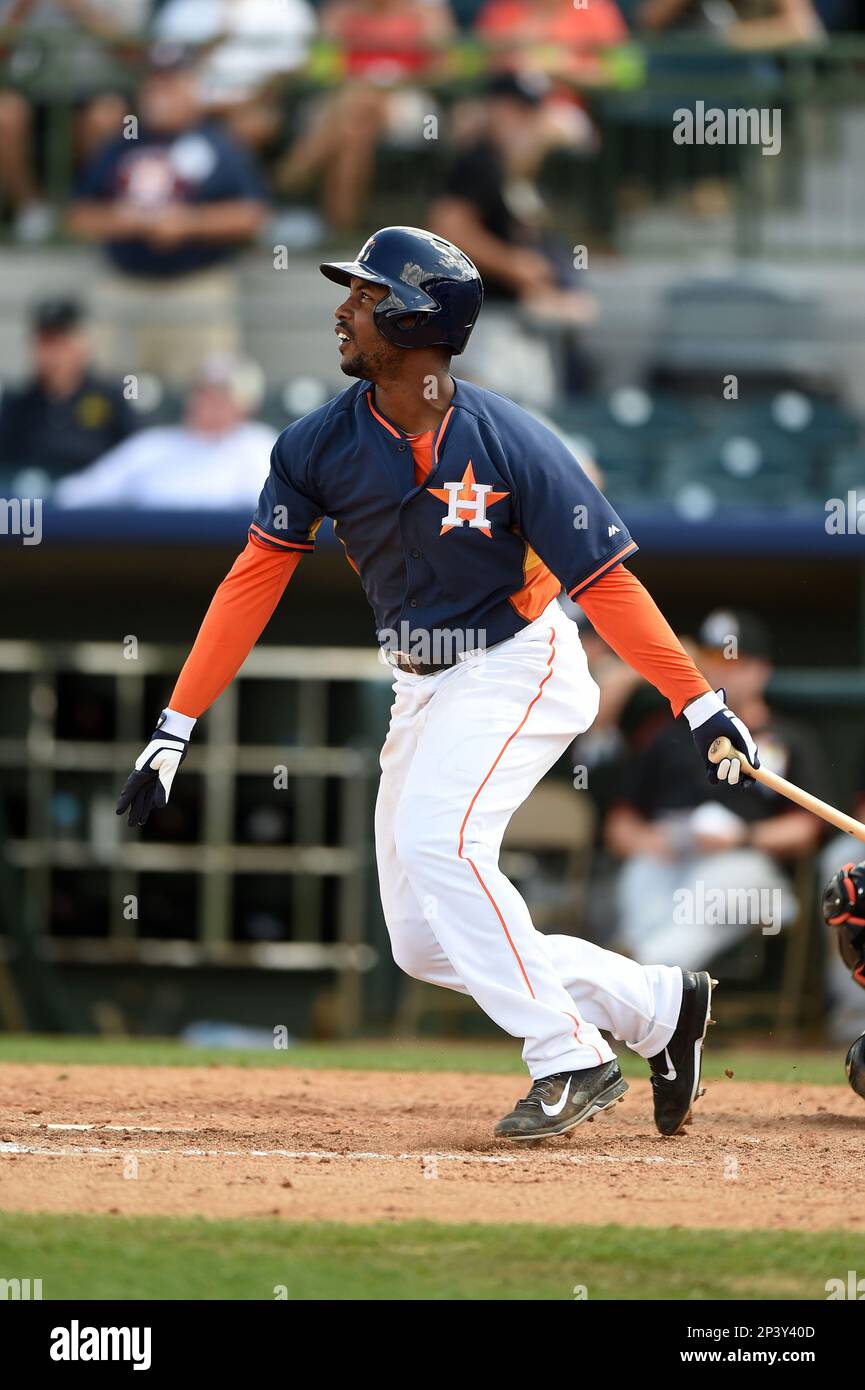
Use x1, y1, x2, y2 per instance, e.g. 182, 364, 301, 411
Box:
578, 565, 711, 719
170, 538, 302, 718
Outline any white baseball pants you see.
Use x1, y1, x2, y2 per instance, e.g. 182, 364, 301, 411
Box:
375, 597, 683, 1078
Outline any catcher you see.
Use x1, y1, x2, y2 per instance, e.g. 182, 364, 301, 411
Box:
822, 860, 865, 1100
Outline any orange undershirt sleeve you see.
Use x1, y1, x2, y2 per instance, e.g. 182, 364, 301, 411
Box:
169, 538, 302, 718
578, 565, 711, 718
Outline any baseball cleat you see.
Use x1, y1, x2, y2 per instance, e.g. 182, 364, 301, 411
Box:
648, 970, 714, 1137
494, 1060, 628, 1141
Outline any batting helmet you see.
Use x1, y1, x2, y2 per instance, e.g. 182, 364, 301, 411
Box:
320, 226, 483, 355
846, 1032, 865, 1101
822, 860, 865, 988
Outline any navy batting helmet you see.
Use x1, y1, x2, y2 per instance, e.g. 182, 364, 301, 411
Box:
846, 1032, 865, 1101
320, 226, 483, 355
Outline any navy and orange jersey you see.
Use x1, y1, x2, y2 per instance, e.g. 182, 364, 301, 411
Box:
251, 377, 637, 651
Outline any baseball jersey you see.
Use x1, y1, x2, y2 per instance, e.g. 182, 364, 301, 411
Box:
250, 378, 638, 654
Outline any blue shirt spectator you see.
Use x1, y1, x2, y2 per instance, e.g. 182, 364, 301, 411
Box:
68, 46, 268, 280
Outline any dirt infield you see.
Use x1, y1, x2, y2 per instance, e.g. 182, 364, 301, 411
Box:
0, 1063, 862, 1232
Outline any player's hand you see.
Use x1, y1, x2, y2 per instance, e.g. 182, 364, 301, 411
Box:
116, 713, 189, 827
684, 688, 760, 789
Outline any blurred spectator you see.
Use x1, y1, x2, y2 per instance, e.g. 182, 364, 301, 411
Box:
811, 0, 859, 30
0, 296, 137, 484
475, 0, 628, 81
67, 45, 269, 380
604, 609, 827, 971
430, 71, 598, 401
275, 0, 454, 232
153, 0, 317, 151
55, 353, 276, 508
0, 0, 149, 241
637, 0, 822, 47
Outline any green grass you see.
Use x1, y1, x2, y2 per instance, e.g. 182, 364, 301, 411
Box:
0, 1214, 861, 1300
0, 1033, 849, 1085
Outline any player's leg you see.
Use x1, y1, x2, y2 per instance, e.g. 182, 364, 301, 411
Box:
541, 925, 714, 1132
376, 684, 682, 1048
378, 606, 700, 1134
543, 932, 682, 1059
382, 751, 685, 1060
374, 671, 471, 993
392, 604, 619, 1082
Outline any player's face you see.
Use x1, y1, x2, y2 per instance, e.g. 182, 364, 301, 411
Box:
334, 278, 403, 382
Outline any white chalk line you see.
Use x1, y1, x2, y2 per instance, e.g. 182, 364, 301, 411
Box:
38, 1122, 196, 1133
0, 1141, 699, 1167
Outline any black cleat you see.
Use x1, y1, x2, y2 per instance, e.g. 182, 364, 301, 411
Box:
649, 970, 715, 1137
495, 1061, 628, 1141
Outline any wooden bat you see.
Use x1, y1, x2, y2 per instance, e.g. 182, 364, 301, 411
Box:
708, 736, 865, 844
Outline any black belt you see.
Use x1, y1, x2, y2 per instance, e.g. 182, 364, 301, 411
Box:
382, 638, 508, 677
383, 650, 452, 676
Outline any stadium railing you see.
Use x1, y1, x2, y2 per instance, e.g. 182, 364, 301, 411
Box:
2, 30, 865, 257
0, 639, 391, 1034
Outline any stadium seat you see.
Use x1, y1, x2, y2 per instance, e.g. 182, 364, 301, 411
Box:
659, 430, 815, 512
565, 425, 657, 504
735, 392, 860, 463
553, 389, 698, 502
648, 278, 835, 394
827, 449, 865, 495
556, 387, 695, 440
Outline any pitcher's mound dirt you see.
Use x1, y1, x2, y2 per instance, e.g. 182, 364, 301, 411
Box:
0, 1064, 860, 1230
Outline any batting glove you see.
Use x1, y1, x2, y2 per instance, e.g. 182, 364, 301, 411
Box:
684, 688, 760, 788
116, 709, 194, 827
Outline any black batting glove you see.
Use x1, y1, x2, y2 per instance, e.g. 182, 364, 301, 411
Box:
116, 711, 190, 827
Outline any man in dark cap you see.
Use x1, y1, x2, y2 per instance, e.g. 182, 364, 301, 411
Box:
604, 608, 830, 971
0, 296, 136, 484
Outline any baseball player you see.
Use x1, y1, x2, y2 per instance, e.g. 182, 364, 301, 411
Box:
822, 860, 865, 1102
117, 226, 762, 1141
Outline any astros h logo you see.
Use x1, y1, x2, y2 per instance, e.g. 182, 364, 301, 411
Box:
428, 462, 509, 538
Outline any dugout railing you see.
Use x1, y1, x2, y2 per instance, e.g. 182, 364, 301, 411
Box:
0, 640, 392, 1036
0, 636, 861, 1038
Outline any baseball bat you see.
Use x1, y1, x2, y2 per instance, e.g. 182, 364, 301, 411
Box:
708, 736, 865, 844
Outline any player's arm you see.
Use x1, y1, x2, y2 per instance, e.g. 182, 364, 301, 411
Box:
578, 566, 760, 787
115, 539, 302, 825
493, 408, 759, 787
116, 424, 324, 826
